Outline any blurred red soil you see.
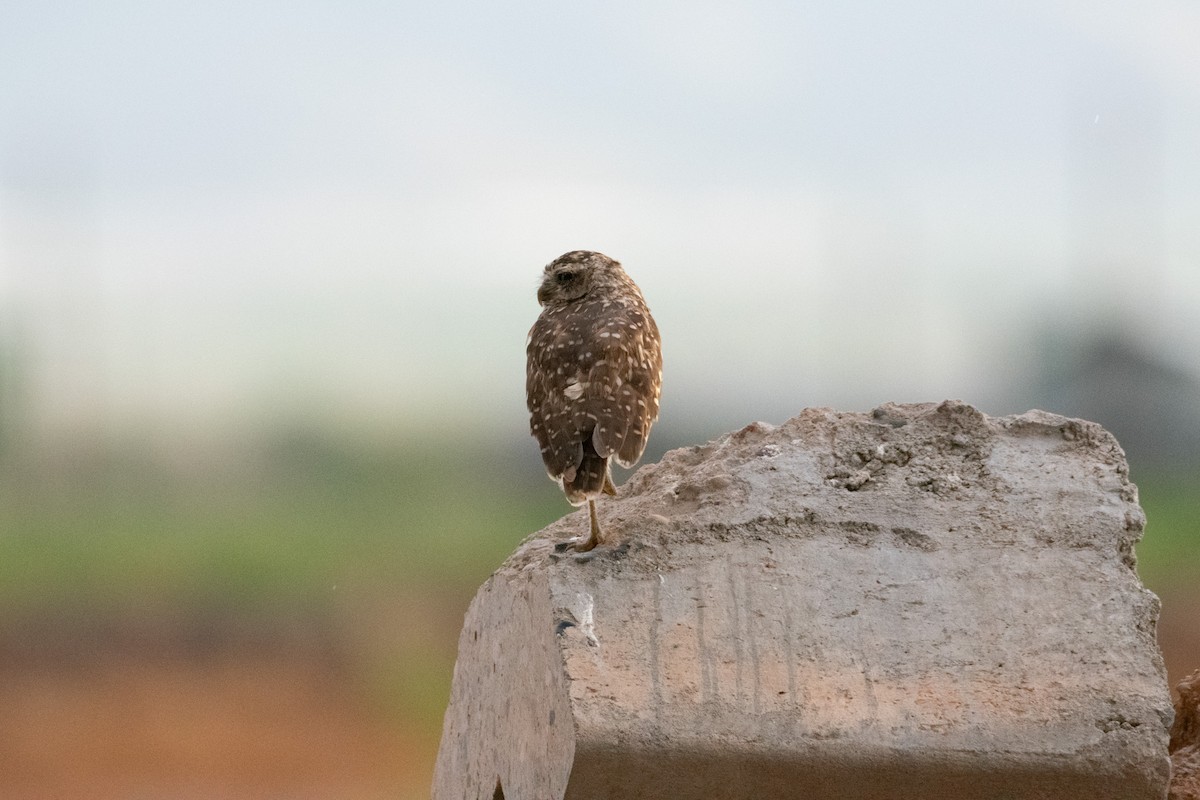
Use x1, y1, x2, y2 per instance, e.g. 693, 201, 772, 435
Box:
1159, 588, 1200, 701
0, 653, 435, 800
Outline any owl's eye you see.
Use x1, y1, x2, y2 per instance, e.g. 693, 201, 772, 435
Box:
556, 271, 575, 284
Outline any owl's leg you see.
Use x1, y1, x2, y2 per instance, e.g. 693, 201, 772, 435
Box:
576, 499, 603, 552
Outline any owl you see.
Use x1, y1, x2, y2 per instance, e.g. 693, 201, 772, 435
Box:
526, 251, 663, 551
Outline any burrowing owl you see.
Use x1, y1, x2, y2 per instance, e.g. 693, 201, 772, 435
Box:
526, 251, 663, 551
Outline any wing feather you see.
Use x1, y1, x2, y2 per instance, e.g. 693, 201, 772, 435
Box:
526, 313, 583, 481
587, 306, 662, 468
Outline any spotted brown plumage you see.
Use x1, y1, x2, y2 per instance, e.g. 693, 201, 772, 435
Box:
526, 251, 663, 551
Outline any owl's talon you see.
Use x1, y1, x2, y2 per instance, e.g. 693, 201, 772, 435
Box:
573, 535, 598, 553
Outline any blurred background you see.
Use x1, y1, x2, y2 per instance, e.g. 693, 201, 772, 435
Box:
2, 2, 1198, 797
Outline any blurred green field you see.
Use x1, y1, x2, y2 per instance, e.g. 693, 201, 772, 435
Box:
0, 433, 559, 609
1134, 469, 1200, 592
0, 433, 1196, 797
1, 437, 1193, 613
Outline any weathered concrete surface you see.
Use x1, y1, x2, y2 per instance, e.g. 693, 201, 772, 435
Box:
433, 401, 1173, 800
1171, 669, 1200, 800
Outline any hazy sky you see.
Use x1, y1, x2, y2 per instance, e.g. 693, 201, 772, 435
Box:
2, 1, 1198, 438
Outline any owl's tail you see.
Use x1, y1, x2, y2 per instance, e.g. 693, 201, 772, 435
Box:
562, 436, 614, 505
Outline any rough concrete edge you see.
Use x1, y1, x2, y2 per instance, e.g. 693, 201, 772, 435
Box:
500, 402, 1148, 575
432, 568, 576, 800
1171, 669, 1200, 800
562, 737, 1165, 799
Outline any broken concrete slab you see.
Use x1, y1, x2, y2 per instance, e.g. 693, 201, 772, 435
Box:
433, 401, 1173, 800
1170, 669, 1200, 800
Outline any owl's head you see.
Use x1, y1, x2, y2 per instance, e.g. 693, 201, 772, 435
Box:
537, 250, 624, 306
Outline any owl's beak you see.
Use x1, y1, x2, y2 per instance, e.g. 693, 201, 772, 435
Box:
536, 279, 552, 305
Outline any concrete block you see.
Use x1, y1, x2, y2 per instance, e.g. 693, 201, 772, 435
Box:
1171, 669, 1200, 800
433, 402, 1173, 799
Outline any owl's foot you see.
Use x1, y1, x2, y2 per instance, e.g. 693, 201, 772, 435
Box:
573, 499, 603, 552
